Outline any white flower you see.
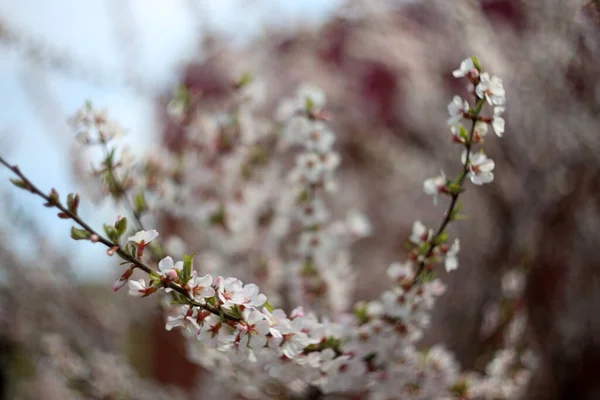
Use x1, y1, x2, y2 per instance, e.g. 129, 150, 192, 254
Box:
452, 57, 476, 78
295, 153, 324, 183
128, 279, 149, 297
272, 317, 311, 358
321, 356, 367, 394
158, 256, 183, 281
461, 150, 495, 185
262, 308, 288, 339
447, 96, 468, 129
167, 99, 185, 120
320, 151, 341, 172
189, 274, 216, 300
298, 231, 327, 256
501, 269, 525, 298
297, 197, 329, 227
237, 309, 270, 351
410, 221, 431, 245
486, 349, 516, 377
283, 115, 312, 143
445, 238, 460, 272
423, 172, 446, 206
197, 314, 231, 347
476, 73, 505, 106
127, 230, 159, 245
306, 122, 335, 153
240, 283, 267, 308
165, 306, 199, 333
474, 120, 489, 139
345, 209, 372, 238
492, 106, 505, 137
387, 261, 415, 282
217, 277, 245, 307
296, 84, 326, 112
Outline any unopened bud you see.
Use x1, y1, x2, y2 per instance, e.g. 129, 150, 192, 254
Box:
90, 234, 99, 243
143, 286, 158, 297
113, 267, 134, 292
107, 246, 119, 256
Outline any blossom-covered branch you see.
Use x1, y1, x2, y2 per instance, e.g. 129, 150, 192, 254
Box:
1, 57, 533, 399
0, 155, 229, 320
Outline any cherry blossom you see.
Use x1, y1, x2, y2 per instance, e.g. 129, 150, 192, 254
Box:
158, 256, 182, 281
444, 238, 460, 272
189, 274, 216, 300
127, 229, 159, 245
409, 220, 432, 245
492, 106, 506, 137
452, 57, 477, 78
166, 306, 199, 332
423, 171, 447, 205
461, 150, 495, 185
127, 279, 156, 297
447, 95, 468, 129
236, 309, 271, 351
476, 73, 506, 106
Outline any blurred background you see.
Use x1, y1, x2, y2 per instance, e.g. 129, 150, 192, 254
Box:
1, 0, 600, 398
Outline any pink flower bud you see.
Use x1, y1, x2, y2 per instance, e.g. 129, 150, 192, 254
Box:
113, 267, 134, 292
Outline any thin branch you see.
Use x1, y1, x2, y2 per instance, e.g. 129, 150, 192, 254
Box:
0, 155, 237, 322
412, 98, 486, 283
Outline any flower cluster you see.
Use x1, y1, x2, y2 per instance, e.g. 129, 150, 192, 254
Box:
279, 84, 370, 314
443, 57, 505, 186
68, 101, 125, 145
2, 57, 537, 399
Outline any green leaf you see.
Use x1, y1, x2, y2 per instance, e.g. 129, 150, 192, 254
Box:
264, 301, 274, 313
448, 182, 463, 196
104, 224, 120, 243
9, 178, 30, 191
67, 193, 74, 210
116, 217, 128, 237
471, 56, 482, 72
208, 206, 225, 226
182, 253, 196, 284
354, 303, 369, 324
453, 214, 471, 221
126, 242, 137, 257
459, 125, 469, 141
434, 231, 449, 245
71, 227, 91, 241
225, 305, 243, 320
134, 191, 147, 214
46, 188, 59, 207
296, 189, 310, 204
106, 148, 116, 169
170, 292, 187, 305
305, 96, 315, 113
175, 85, 192, 106
237, 72, 253, 88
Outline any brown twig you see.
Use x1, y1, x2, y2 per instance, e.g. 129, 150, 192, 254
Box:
412, 97, 486, 284
0, 155, 237, 322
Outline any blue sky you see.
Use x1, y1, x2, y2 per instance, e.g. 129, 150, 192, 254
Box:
0, 0, 341, 280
